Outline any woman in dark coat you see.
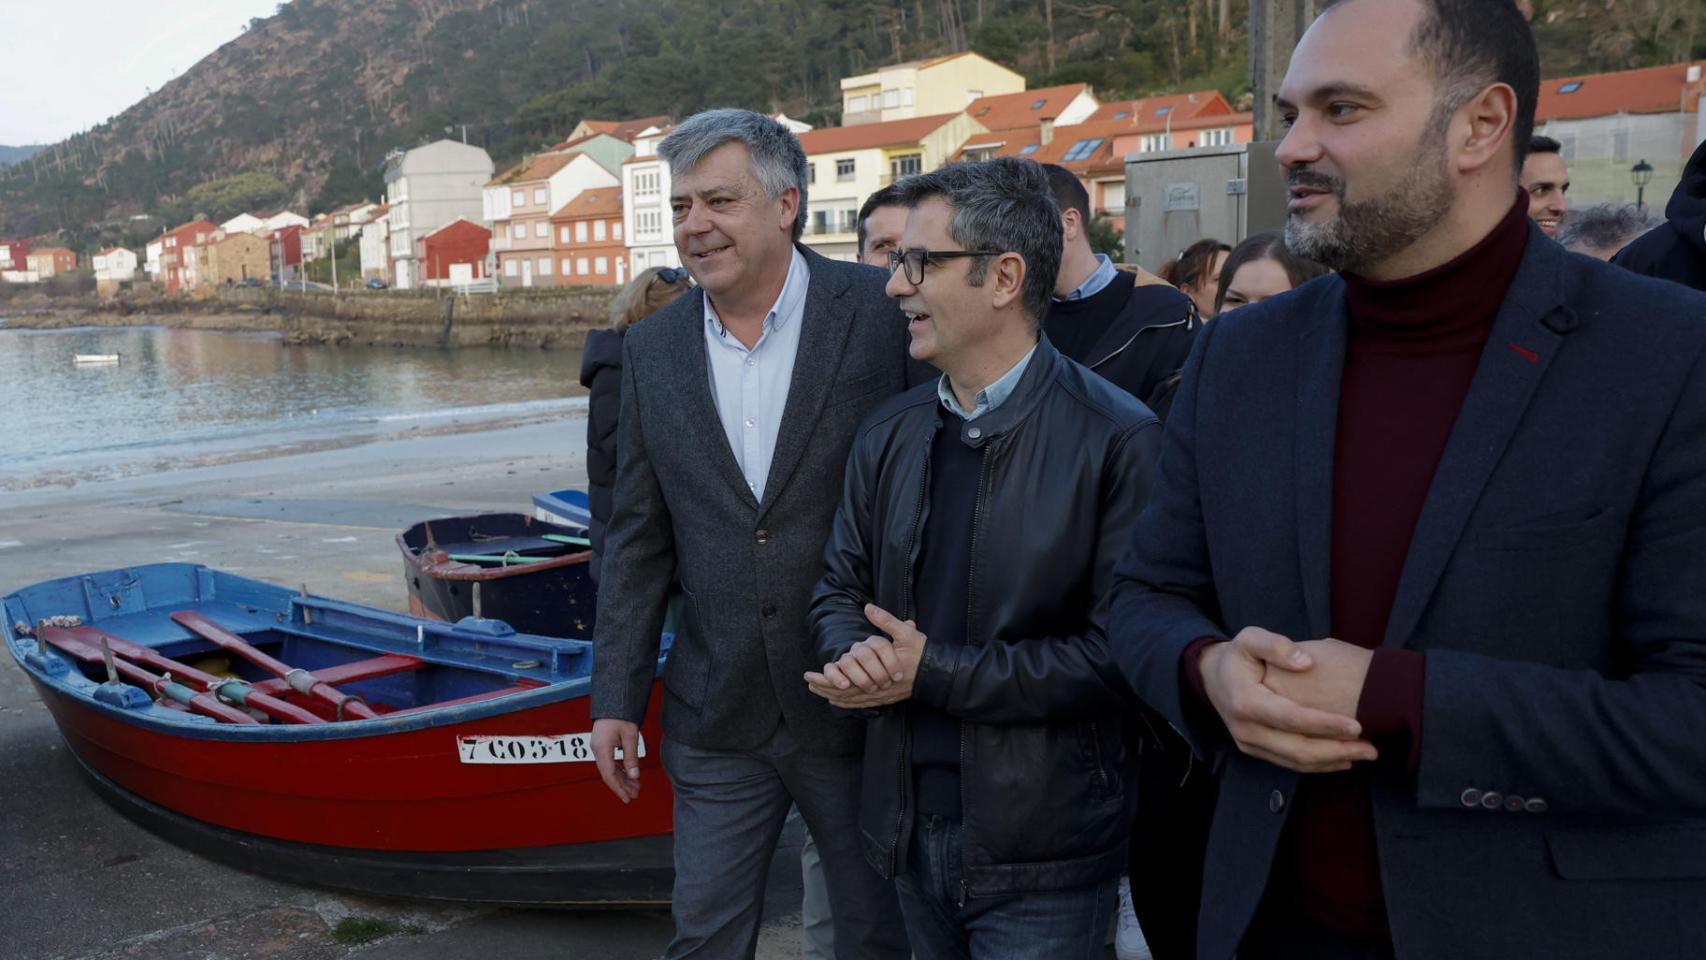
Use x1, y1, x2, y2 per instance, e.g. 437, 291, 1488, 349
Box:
579, 266, 692, 583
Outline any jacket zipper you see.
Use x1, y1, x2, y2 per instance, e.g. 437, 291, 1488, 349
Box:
1090, 313, 1191, 371
957, 433, 991, 906
888, 424, 935, 880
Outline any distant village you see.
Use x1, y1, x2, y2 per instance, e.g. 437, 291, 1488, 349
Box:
1, 51, 1701, 297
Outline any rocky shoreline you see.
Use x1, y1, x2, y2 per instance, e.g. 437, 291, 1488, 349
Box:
0, 286, 620, 349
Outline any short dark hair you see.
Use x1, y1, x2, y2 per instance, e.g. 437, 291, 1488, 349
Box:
1215, 230, 1330, 314
856, 184, 907, 257
1556, 202, 1660, 256
1325, 0, 1540, 166
1040, 163, 1091, 224
1528, 134, 1561, 156
891, 158, 1063, 326
1161, 238, 1232, 289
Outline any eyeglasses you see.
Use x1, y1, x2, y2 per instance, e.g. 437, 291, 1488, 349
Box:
887, 247, 1002, 285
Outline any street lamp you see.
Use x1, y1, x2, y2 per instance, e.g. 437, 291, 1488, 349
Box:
1632, 159, 1654, 210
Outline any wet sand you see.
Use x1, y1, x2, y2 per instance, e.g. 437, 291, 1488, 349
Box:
0, 415, 808, 959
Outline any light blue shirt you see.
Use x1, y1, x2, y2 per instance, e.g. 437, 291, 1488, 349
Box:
1058, 253, 1119, 301
938, 343, 1038, 422
703, 248, 810, 502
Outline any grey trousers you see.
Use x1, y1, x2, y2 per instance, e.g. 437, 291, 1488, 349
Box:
793, 808, 836, 960
661, 724, 909, 960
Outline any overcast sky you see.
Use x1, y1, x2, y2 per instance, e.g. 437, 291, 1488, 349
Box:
0, 0, 282, 145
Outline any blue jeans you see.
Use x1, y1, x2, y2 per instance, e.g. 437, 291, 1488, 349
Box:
894, 814, 1117, 960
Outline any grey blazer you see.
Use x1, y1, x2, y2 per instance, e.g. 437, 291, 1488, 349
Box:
590, 245, 924, 754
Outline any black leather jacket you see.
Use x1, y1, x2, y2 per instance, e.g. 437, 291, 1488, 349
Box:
808, 337, 1161, 896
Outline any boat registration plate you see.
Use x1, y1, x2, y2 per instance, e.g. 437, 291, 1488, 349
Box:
456, 733, 647, 765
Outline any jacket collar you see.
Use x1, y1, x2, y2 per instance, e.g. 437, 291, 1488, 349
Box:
948, 335, 1061, 448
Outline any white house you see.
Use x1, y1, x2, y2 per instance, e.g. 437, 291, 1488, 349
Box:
263, 211, 310, 232
621, 125, 681, 275
484, 151, 620, 287
92, 247, 138, 282
145, 236, 165, 280
382, 140, 495, 289
220, 213, 266, 235
359, 206, 391, 281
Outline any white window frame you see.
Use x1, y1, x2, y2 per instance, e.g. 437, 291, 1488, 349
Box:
511, 223, 526, 240
883, 88, 900, 109
594, 220, 607, 242
534, 220, 548, 238
613, 222, 623, 241
533, 187, 547, 205
504, 258, 518, 277
836, 158, 855, 181
849, 95, 868, 112
577, 257, 591, 275
576, 221, 589, 242
595, 256, 608, 274
563, 257, 573, 275
537, 256, 552, 275
512, 190, 526, 207
560, 226, 571, 243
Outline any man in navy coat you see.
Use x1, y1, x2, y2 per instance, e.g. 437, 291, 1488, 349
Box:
1109, 1, 1706, 958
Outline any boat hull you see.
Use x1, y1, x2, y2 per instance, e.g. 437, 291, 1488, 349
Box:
398, 513, 597, 637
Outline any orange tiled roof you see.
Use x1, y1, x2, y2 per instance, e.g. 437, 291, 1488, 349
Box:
579, 114, 671, 141
422, 217, 492, 241
798, 113, 964, 154
1536, 61, 1706, 122
32, 246, 74, 256
964, 84, 1091, 132
489, 152, 579, 186
955, 126, 1042, 160
1085, 91, 1232, 131
162, 219, 217, 243
550, 187, 623, 219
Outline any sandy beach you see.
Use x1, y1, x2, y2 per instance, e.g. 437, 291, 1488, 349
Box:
0, 414, 808, 959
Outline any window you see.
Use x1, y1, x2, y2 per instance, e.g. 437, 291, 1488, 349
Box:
1155, 106, 1172, 116
1112, 111, 1130, 121
512, 223, 526, 239
883, 88, 900, 109
512, 190, 525, 206
902, 87, 914, 106
613, 223, 623, 240
849, 95, 868, 112
577, 257, 591, 275
575, 221, 589, 243
634, 171, 658, 197
595, 256, 609, 274
1018, 144, 1039, 156
1558, 81, 1582, 94
890, 153, 923, 179
560, 226, 571, 243
839, 209, 859, 234
836, 158, 856, 181
562, 258, 573, 275
504, 258, 518, 277
1140, 133, 1168, 153
1101, 182, 1126, 211
538, 256, 552, 275
594, 220, 607, 242
1200, 127, 1235, 147
807, 162, 815, 185
1061, 138, 1105, 162
1032, 99, 1047, 110
812, 210, 831, 235
534, 220, 548, 238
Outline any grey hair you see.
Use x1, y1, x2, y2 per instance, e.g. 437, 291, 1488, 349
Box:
1557, 203, 1661, 257
890, 158, 1063, 327
659, 108, 809, 241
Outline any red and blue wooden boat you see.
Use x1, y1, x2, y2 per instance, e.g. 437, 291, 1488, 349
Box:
398, 512, 597, 638
2, 562, 673, 905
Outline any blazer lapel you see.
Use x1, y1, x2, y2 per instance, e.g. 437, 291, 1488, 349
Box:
671, 289, 761, 510
1295, 281, 1348, 641
1382, 238, 1571, 649
757, 260, 856, 522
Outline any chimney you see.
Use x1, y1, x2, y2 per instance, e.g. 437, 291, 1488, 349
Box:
1040, 117, 1055, 146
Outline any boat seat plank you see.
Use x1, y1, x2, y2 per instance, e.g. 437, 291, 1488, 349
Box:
250, 653, 424, 696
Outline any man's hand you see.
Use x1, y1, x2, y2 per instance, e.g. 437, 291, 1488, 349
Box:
1261, 637, 1374, 719
1200, 627, 1378, 774
804, 603, 925, 709
591, 717, 643, 804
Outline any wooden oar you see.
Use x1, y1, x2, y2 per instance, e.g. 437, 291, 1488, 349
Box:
42, 626, 259, 725
59, 625, 324, 724
171, 611, 379, 720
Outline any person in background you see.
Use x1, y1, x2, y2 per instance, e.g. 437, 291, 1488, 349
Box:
1161, 239, 1232, 321
1213, 230, 1330, 315
580, 265, 693, 584
1520, 135, 1569, 237
1612, 137, 1706, 291
857, 184, 909, 269
1557, 203, 1660, 262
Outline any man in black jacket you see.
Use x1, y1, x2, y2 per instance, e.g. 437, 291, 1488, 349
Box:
806, 157, 1161, 959
1612, 136, 1706, 291
1040, 163, 1195, 414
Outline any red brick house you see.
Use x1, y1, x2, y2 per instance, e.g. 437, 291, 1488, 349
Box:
269, 224, 305, 281
0, 239, 29, 272
158, 219, 218, 293
549, 187, 626, 286
420, 218, 492, 285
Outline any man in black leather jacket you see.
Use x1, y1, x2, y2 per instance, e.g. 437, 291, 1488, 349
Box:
805, 157, 1162, 959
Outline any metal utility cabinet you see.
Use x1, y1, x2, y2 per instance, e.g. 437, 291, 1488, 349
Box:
1122, 142, 1287, 273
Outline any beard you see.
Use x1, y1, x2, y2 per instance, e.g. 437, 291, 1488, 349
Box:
1283, 127, 1453, 274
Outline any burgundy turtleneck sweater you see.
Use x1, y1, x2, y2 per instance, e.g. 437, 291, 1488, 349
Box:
1190, 194, 1532, 947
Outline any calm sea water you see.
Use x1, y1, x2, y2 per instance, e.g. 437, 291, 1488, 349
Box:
0, 323, 585, 490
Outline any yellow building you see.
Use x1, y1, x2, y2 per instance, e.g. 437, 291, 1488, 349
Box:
840, 52, 1023, 127
797, 112, 990, 261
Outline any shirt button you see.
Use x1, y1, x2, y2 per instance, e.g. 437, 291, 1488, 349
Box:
1267, 789, 1285, 813
746, 358, 756, 367
967, 426, 982, 440
1460, 788, 1483, 808
755, 529, 770, 544
744, 418, 755, 428
1479, 790, 1504, 811
761, 603, 778, 618
1524, 797, 1548, 814
1503, 794, 1526, 813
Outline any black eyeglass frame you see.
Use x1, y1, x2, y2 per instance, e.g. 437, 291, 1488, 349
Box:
887, 247, 1004, 285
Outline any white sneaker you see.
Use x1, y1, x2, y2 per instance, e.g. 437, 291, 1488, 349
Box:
1115, 876, 1155, 960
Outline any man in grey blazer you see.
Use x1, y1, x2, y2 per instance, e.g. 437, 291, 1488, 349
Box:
589, 109, 913, 959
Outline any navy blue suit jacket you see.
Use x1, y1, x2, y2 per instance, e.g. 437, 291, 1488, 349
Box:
1109, 227, 1706, 960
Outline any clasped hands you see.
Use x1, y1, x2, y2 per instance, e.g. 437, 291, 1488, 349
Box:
1200, 627, 1379, 774
804, 603, 925, 709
